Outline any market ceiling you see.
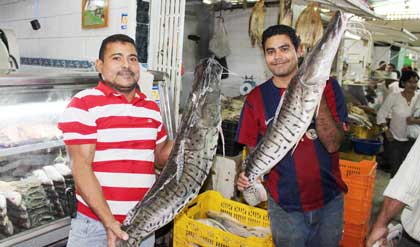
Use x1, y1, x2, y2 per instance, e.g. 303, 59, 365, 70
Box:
197, 0, 420, 46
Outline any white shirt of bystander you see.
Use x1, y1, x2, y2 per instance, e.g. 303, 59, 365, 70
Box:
376, 92, 419, 141
383, 136, 420, 241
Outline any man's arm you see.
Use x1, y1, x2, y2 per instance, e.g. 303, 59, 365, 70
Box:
365, 197, 405, 247
67, 144, 128, 246
154, 139, 174, 169
316, 96, 344, 153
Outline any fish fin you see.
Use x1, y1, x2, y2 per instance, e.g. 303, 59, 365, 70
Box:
315, 100, 321, 118
274, 89, 286, 121
218, 125, 225, 157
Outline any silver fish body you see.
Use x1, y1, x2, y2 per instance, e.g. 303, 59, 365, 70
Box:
117, 58, 223, 247
243, 11, 348, 206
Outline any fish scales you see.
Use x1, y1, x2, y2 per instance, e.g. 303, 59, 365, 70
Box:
117, 58, 222, 247
243, 11, 348, 206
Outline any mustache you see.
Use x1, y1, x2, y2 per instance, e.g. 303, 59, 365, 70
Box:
272, 58, 289, 64
117, 69, 135, 76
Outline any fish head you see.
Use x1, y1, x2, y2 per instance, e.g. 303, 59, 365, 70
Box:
297, 10, 347, 85
192, 58, 223, 127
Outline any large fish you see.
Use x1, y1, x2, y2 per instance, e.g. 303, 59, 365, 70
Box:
117, 58, 222, 247
242, 11, 347, 206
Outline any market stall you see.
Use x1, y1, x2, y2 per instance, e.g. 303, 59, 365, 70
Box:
0, 0, 419, 246
0, 73, 98, 247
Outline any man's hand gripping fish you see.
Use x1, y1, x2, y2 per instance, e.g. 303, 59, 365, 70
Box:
117, 58, 222, 246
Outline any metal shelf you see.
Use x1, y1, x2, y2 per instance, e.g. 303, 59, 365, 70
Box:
0, 140, 64, 157
0, 217, 71, 247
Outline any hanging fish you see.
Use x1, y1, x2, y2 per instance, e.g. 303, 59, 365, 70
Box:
295, 1, 323, 54
249, 0, 266, 48
278, 0, 293, 26
117, 58, 223, 247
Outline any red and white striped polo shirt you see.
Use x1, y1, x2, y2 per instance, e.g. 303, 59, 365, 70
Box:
58, 81, 167, 223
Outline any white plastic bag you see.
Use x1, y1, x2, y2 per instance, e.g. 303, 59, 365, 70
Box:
209, 17, 231, 58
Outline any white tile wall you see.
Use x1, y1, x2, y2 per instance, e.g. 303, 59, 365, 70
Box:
0, 0, 136, 62
196, 7, 280, 97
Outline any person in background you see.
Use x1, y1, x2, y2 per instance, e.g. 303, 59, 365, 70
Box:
386, 63, 401, 79
366, 136, 420, 247
58, 34, 173, 247
377, 61, 387, 71
235, 24, 348, 247
376, 70, 419, 178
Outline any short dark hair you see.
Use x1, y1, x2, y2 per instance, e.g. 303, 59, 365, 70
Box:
379, 61, 386, 66
99, 34, 136, 60
399, 70, 419, 88
387, 63, 396, 69
261, 25, 300, 51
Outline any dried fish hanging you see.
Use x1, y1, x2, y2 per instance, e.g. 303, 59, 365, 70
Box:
249, 0, 266, 48
295, 1, 323, 54
278, 0, 293, 26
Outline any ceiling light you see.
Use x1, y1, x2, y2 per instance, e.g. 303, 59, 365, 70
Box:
401, 28, 418, 41
345, 32, 361, 40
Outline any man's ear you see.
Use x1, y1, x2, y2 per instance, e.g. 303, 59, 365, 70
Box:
297, 45, 304, 58
96, 59, 103, 74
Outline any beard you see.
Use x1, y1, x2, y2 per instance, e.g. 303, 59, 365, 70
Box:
103, 69, 139, 93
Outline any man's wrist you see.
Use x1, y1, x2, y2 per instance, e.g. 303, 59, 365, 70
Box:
103, 217, 118, 229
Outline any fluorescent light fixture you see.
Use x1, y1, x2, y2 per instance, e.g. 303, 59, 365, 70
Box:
344, 32, 361, 40
401, 28, 418, 41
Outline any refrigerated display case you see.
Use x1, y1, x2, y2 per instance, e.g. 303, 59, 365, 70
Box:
0, 73, 98, 247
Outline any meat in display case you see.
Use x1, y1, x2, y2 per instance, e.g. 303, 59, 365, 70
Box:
0, 73, 98, 247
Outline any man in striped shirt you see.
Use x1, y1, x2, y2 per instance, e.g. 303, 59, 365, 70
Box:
58, 34, 173, 247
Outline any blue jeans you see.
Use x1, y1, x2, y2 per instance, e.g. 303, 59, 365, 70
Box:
268, 193, 344, 247
67, 213, 155, 247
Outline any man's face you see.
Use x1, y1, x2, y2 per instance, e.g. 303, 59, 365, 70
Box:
264, 34, 299, 78
404, 76, 419, 92
96, 41, 140, 93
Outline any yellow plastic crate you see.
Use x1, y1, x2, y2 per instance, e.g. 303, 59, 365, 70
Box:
173, 190, 274, 247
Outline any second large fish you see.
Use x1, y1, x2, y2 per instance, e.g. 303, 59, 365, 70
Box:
242, 11, 347, 205
117, 58, 222, 246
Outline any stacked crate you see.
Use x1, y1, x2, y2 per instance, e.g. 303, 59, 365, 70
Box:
339, 159, 377, 247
